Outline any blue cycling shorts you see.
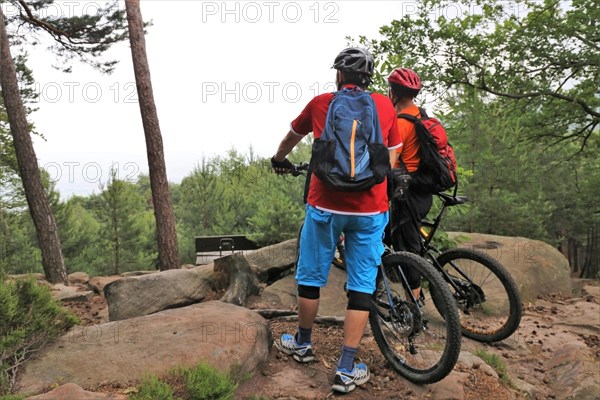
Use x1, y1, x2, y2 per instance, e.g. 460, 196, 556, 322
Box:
296, 205, 388, 294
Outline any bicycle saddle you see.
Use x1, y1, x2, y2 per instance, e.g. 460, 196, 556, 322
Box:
437, 192, 468, 206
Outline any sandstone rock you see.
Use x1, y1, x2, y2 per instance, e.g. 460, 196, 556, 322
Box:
244, 239, 297, 282
25, 383, 127, 399
553, 300, 600, 335
105, 264, 214, 321
457, 351, 499, 379
428, 371, 470, 400
68, 271, 90, 285
104, 241, 297, 321
17, 301, 271, 395
120, 270, 157, 277
546, 342, 600, 400
88, 275, 122, 295
51, 283, 94, 302
248, 265, 348, 317
583, 284, 600, 298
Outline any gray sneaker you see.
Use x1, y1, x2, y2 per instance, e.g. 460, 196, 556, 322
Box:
332, 363, 370, 393
275, 333, 314, 363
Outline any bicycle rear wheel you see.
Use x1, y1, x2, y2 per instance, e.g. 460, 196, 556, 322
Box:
369, 252, 461, 384
435, 248, 522, 343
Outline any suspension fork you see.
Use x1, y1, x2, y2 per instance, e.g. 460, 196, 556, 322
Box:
378, 258, 420, 315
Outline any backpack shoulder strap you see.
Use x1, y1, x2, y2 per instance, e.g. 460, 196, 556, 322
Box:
397, 112, 419, 123
397, 106, 423, 123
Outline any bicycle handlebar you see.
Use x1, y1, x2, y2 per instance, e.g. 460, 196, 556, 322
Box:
288, 163, 310, 176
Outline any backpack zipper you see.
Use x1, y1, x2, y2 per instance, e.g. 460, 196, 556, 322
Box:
350, 119, 359, 179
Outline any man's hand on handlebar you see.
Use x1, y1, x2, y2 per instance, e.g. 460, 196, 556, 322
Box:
271, 156, 294, 175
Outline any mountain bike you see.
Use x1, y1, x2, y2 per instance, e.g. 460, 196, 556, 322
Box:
417, 189, 522, 343
334, 178, 523, 343
284, 163, 462, 384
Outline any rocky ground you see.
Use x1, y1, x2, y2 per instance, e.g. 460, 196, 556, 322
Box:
57, 276, 600, 400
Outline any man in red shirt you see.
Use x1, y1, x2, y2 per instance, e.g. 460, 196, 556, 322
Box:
271, 47, 401, 393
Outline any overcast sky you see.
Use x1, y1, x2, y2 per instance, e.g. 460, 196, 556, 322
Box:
19, 1, 452, 198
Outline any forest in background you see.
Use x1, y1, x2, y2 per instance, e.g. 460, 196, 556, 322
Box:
2, 114, 597, 278
0, 0, 598, 279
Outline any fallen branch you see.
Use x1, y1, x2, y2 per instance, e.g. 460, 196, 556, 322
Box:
253, 309, 297, 318
252, 309, 345, 325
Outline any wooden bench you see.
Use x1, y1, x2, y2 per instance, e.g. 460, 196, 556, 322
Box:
194, 235, 259, 265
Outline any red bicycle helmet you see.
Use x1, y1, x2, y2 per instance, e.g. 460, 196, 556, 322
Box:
387, 68, 422, 91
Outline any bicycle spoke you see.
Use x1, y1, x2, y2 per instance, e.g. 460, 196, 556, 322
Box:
436, 248, 522, 342
370, 253, 461, 384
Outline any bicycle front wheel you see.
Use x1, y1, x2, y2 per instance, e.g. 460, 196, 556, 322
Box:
369, 252, 462, 384
435, 248, 523, 343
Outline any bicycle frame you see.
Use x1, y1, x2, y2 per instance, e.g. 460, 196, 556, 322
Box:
400, 185, 481, 304
378, 247, 421, 314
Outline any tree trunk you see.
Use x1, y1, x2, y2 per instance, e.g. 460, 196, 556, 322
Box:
125, 0, 180, 270
0, 7, 67, 284
569, 238, 578, 273
581, 223, 600, 279
113, 218, 120, 276
214, 253, 261, 306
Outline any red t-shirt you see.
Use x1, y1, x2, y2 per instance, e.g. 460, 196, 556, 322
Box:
290, 86, 402, 214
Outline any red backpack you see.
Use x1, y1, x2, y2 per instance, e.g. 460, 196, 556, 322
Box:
397, 107, 457, 193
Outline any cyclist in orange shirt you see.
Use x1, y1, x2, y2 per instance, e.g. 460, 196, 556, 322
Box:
387, 68, 433, 299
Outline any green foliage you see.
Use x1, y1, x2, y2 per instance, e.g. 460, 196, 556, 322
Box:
0, 395, 25, 400
95, 168, 157, 275
130, 375, 177, 400
362, 0, 599, 148
358, 2, 599, 268
129, 363, 241, 400
5, 0, 129, 73
435, 88, 600, 251
0, 210, 42, 276
0, 277, 79, 395
474, 348, 511, 385
175, 363, 238, 400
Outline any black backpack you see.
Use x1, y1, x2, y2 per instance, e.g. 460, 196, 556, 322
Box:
397, 108, 457, 193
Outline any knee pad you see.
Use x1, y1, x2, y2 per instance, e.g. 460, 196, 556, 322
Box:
298, 284, 320, 300
346, 290, 372, 312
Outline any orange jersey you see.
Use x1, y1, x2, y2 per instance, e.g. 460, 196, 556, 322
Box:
394, 104, 421, 172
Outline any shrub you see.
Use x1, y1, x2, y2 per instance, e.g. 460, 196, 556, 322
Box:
0, 277, 79, 395
176, 363, 238, 400
475, 348, 511, 385
129, 375, 176, 400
